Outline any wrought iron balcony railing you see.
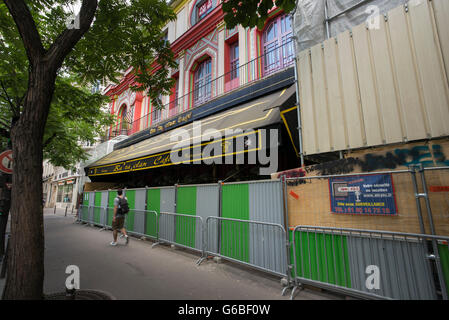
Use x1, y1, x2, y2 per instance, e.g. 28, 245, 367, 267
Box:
110, 39, 295, 139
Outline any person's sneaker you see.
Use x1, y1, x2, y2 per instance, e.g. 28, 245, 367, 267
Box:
110, 241, 117, 246
125, 235, 129, 245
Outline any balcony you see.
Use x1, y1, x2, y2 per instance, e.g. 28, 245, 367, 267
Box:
108, 39, 295, 140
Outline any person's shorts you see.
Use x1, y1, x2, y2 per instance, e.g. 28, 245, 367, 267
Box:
112, 216, 125, 230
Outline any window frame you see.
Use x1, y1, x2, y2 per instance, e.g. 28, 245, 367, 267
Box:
229, 41, 239, 81
197, 0, 213, 22
169, 76, 180, 117
262, 13, 294, 76
193, 57, 212, 107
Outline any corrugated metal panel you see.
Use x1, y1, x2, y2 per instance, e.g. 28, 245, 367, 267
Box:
132, 189, 147, 235
299, 0, 449, 156
82, 192, 89, 221
439, 244, 449, 297
100, 191, 108, 225
124, 190, 135, 232
291, 231, 351, 287
88, 192, 95, 223
94, 192, 102, 224
159, 187, 176, 242
221, 184, 250, 263
248, 180, 287, 275
176, 186, 197, 248
336, 30, 365, 149
146, 188, 160, 238
347, 236, 436, 299
433, 0, 449, 84
196, 185, 220, 252
83, 192, 89, 206
107, 191, 116, 227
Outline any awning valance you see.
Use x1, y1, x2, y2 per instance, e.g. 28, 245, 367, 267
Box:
87, 86, 296, 176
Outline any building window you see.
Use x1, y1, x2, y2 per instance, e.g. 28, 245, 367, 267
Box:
225, 41, 239, 92
197, 0, 213, 21
193, 58, 212, 106
262, 14, 294, 76
169, 77, 179, 117
114, 104, 128, 136
191, 0, 215, 25
162, 29, 169, 45
57, 185, 63, 203
230, 42, 239, 80
152, 95, 162, 124
63, 184, 73, 203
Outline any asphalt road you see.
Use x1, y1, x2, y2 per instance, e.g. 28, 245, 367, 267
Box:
42, 209, 344, 300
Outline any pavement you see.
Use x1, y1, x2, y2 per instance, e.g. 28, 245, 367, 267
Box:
1, 208, 346, 300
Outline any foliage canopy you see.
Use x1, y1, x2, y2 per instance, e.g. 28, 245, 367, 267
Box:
222, 0, 297, 29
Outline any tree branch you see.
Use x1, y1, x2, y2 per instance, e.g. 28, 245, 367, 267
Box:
3, 0, 45, 64
45, 0, 98, 70
0, 81, 19, 116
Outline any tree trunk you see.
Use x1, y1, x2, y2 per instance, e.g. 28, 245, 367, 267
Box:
1, 0, 97, 299
0, 181, 11, 258
2, 63, 56, 300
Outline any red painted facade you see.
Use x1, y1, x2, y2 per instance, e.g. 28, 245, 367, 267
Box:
104, 1, 293, 140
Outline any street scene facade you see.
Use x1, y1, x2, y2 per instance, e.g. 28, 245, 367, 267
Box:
1, 0, 448, 302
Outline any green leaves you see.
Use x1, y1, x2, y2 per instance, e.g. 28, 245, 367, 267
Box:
1, 0, 177, 168
222, 0, 296, 30
43, 76, 114, 169
65, 0, 177, 109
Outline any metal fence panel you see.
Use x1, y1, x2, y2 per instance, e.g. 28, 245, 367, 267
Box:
347, 235, 436, 299
204, 216, 287, 277
291, 226, 449, 300
124, 189, 136, 232
100, 191, 108, 225
146, 188, 160, 238
176, 187, 197, 248
249, 180, 286, 275
159, 188, 176, 242
88, 193, 95, 223
221, 183, 250, 262
158, 212, 204, 257
133, 189, 147, 235
196, 184, 219, 252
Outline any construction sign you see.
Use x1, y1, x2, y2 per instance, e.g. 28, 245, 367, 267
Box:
329, 174, 398, 216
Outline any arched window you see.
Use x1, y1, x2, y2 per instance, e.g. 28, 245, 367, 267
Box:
191, 0, 216, 26
152, 95, 162, 124
169, 77, 180, 118
193, 57, 212, 106
262, 14, 294, 76
116, 104, 128, 135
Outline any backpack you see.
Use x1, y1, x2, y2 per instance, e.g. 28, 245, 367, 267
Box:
118, 197, 129, 214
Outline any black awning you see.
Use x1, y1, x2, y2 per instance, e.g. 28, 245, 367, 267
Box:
86, 87, 296, 177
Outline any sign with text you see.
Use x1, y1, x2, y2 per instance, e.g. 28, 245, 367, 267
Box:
88, 130, 260, 176
329, 174, 397, 215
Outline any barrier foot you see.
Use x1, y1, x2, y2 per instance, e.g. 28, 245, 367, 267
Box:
281, 286, 291, 297
196, 256, 207, 266
289, 284, 303, 300
151, 242, 160, 248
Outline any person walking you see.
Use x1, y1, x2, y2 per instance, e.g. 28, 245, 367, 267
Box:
110, 189, 129, 246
